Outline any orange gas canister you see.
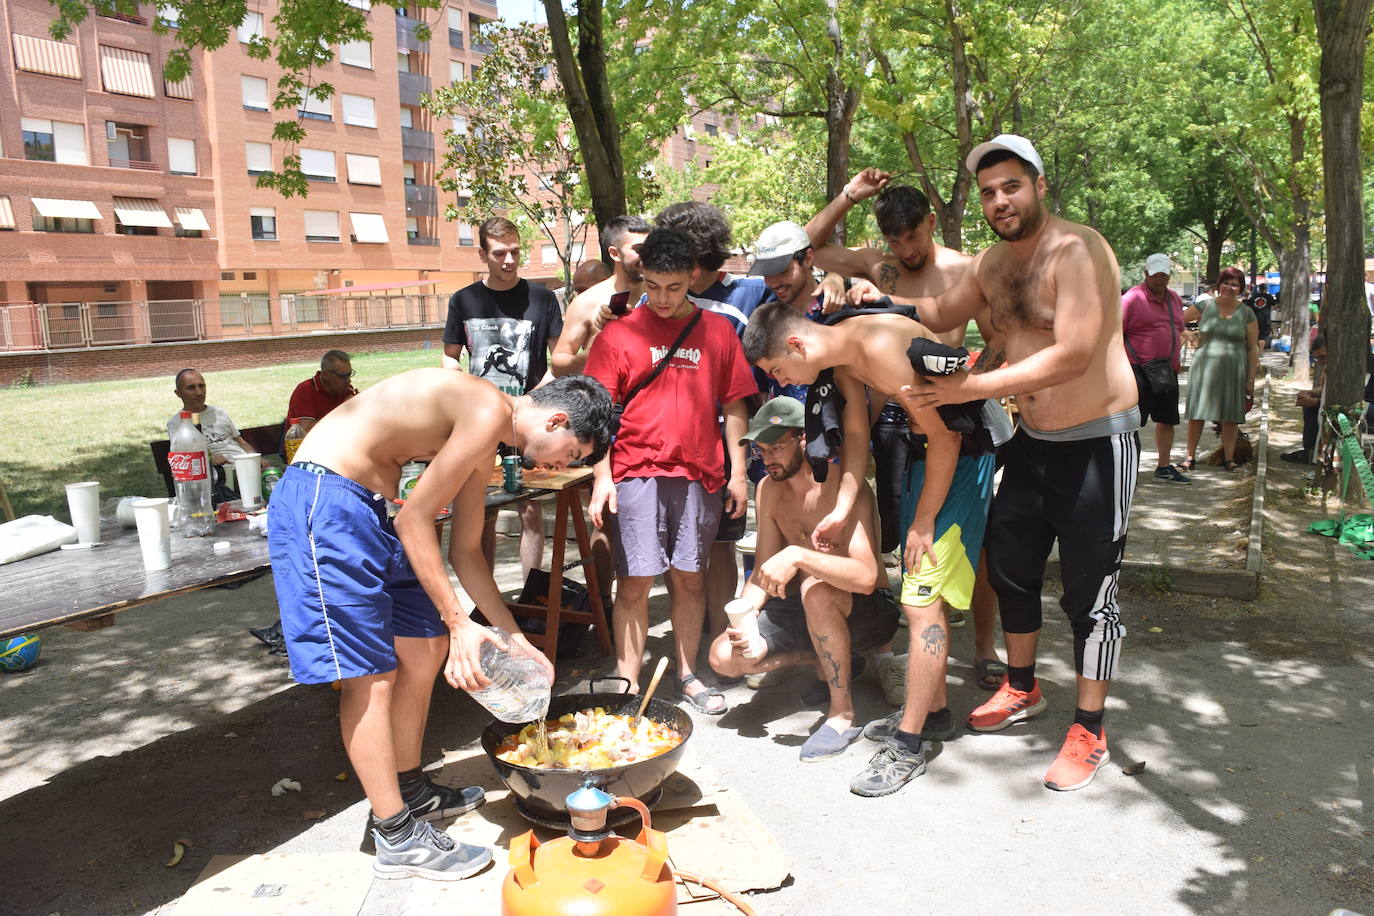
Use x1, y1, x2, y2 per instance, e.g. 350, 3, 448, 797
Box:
501, 787, 676, 916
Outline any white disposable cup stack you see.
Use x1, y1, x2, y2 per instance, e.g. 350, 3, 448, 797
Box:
131, 497, 173, 571
724, 598, 764, 659
65, 481, 102, 545
235, 453, 263, 508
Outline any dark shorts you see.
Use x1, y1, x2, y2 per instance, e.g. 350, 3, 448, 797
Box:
267, 463, 447, 685
715, 434, 746, 542
1139, 371, 1180, 425
756, 582, 901, 656
607, 476, 723, 577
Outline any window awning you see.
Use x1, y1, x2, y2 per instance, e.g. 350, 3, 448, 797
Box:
99, 45, 155, 98
0, 197, 14, 229
349, 212, 389, 244
12, 34, 81, 79
31, 197, 101, 220
174, 207, 210, 231
112, 197, 173, 228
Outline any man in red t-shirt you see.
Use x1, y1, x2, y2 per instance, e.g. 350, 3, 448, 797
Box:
288, 349, 358, 429
586, 227, 757, 715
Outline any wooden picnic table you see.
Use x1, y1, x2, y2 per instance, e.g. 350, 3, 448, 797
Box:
1, 481, 608, 646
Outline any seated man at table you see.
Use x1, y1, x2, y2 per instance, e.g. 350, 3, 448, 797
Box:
708, 397, 899, 762
287, 349, 358, 429
269, 369, 612, 882
167, 368, 255, 465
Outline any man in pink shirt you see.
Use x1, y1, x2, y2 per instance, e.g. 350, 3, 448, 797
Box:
1121, 253, 1189, 483
585, 227, 758, 715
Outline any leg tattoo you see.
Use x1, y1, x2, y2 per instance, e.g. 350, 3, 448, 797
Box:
919, 624, 947, 657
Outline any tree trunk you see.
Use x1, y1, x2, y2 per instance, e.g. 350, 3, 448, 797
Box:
541, 0, 624, 233
1314, 0, 1374, 406
823, 0, 860, 245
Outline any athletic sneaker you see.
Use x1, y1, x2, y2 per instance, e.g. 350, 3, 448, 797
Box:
372, 819, 492, 881
849, 741, 927, 797
966, 678, 1047, 732
862, 707, 956, 744
1153, 465, 1191, 484
947, 608, 967, 628
362, 780, 485, 853
1043, 724, 1111, 791
877, 655, 907, 706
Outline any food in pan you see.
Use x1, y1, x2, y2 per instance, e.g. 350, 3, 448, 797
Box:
495, 707, 683, 770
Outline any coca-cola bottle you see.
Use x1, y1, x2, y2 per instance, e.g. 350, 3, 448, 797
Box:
169, 410, 215, 536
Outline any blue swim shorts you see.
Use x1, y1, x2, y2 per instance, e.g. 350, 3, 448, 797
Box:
268, 463, 447, 684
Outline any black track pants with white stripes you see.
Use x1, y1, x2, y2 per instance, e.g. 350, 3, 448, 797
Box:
985, 429, 1139, 681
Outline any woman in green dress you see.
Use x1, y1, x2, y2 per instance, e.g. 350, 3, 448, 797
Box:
1180, 266, 1259, 471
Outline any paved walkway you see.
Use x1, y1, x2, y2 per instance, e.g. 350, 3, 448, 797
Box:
4, 350, 1372, 915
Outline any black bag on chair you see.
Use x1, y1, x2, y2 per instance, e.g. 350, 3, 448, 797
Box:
514, 568, 593, 660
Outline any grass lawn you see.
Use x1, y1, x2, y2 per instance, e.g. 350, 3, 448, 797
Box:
0, 348, 444, 519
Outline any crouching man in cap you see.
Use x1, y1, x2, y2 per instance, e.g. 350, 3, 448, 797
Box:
708, 396, 899, 762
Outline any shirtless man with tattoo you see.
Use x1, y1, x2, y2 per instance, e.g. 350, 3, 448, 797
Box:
707, 397, 898, 765
805, 170, 1007, 695
869, 135, 1139, 792
743, 307, 997, 796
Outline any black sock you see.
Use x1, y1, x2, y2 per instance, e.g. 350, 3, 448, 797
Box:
1074, 707, 1105, 738
397, 766, 429, 806
1007, 664, 1036, 693
374, 806, 415, 843
894, 728, 925, 756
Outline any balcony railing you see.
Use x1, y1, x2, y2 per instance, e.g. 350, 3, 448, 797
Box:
407, 236, 440, 246
0, 295, 446, 352
101, 11, 147, 24
398, 71, 432, 107
400, 127, 434, 161
405, 183, 437, 217
395, 16, 430, 52
109, 158, 160, 171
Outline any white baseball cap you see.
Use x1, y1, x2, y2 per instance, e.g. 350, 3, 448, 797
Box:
1144, 253, 1172, 277
965, 134, 1046, 178
749, 220, 813, 276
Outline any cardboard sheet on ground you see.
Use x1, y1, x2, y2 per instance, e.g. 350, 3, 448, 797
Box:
180, 745, 788, 915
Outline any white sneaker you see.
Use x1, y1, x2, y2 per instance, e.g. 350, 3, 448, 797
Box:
372, 820, 492, 882
877, 655, 907, 707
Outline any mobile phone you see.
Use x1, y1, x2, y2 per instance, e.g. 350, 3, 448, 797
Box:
608, 290, 631, 317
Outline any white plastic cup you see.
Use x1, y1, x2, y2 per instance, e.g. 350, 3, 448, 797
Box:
234, 453, 263, 508
131, 497, 173, 571
65, 481, 102, 545
724, 597, 764, 659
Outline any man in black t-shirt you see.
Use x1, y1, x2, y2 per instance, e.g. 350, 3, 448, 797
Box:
442, 217, 564, 576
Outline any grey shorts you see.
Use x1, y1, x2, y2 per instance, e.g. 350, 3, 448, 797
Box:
607, 476, 723, 578
756, 581, 901, 656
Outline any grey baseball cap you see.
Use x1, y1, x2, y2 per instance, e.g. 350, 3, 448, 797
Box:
749, 221, 812, 276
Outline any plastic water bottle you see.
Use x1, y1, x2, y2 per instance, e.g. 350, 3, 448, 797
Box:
466, 627, 552, 723
169, 411, 215, 537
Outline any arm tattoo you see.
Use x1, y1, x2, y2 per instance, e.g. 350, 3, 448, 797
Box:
919, 624, 947, 656
876, 262, 900, 294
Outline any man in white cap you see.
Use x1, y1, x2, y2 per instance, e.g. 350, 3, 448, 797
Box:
747, 222, 826, 405
1122, 254, 1189, 483
869, 134, 1139, 793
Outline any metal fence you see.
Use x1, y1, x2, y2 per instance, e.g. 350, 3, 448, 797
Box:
0, 294, 446, 352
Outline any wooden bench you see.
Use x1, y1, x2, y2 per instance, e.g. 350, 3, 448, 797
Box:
150, 424, 284, 498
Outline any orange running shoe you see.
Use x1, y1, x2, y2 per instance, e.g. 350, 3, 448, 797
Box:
966, 678, 1047, 731
1043, 724, 1110, 791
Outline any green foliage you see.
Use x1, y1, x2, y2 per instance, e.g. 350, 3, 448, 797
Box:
427, 22, 590, 282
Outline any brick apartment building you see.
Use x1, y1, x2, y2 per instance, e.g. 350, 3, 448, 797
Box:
0, 0, 523, 347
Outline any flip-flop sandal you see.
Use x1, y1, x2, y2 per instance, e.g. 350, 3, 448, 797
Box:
679, 674, 728, 715
974, 658, 1007, 690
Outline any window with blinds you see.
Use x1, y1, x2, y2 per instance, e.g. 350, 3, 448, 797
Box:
303, 210, 340, 242
342, 94, 376, 127
167, 137, 197, 175
245, 141, 272, 175
12, 34, 81, 79
345, 153, 382, 185
299, 148, 336, 182
99, 46, 156, 98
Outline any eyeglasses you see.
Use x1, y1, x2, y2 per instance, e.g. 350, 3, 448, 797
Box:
750, 435, 798, 458
326, 369, 355, 379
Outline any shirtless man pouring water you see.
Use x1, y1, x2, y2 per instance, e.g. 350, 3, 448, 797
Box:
862, 135, 1139, 792
269, 369, 612, 879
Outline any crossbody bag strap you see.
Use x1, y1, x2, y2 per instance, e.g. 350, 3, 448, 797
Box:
620, 308, 703, 409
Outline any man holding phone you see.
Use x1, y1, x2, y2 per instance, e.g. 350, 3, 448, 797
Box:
552, 215, 652, 377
